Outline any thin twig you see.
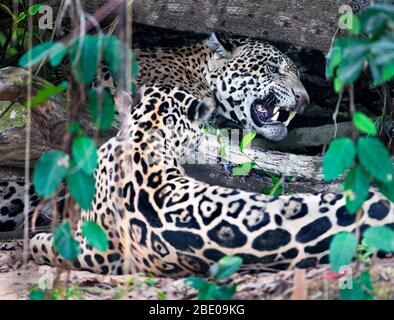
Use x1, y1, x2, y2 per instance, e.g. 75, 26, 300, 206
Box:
22, 0, 34, 267
31, 198, 49, 233
332, 89, 344, 139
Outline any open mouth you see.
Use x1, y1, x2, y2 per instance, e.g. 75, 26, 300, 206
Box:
251, 97, 297, 127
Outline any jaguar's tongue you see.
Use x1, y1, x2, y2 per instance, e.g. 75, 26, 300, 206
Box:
254, 102, 297, 126
256, 103, 274, 116
255, 104, 271, 121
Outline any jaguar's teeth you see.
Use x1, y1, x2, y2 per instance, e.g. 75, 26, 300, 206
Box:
273, 107, 280, 115
284, 111, 297, 127
271, 111, 280, 121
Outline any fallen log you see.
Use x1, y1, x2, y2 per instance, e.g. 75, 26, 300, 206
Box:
41, 0, 360, 52
2, 1, 372, 53
183, 164, 342, 194
132, 0, 352, 52
254, 121, 354, 152
193, 132, 326, 181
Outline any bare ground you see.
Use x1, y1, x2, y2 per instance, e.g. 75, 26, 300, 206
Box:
1, 241, 394, 300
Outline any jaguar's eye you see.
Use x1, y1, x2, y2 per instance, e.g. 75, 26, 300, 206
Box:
269, 65, 279, 74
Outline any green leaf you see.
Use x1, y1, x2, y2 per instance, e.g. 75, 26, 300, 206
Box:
340, 271, 374, 300
382, 64, 394, 83
342, 47, 370, 66
210, 256, 243, 281
19, 42, 56, 68
29, 287, 46, 300
329, 232, 358, 272
66, 160, 96, 210
199, 283, 219, 300
364, 226, 394, 253
334, 77, 345, 93
374, 51, 394, 66
373, 3, 394, 15
33, 150, 69, 197
68, 122, 83, 135
353, 112, 377, 136
262, 176, 283, 196
49, 42, 68, 68
215, 284, 237, 300
220, 145, 227, 158
338, 58, 364, 84
369, 59, 384, 86
28, 4, 43, 15
232, 162, 255, 176
156, 290, 167, 300
360, 10, 388, 36
240, 132, 256, 152
30, 82, 66, 107
184, 277, 216, 300
102, 36, 139, 85
350, 14, 362, 35
81, 221, 109, 252
69, 35, 103, 84
131, 82, 138, 93
326, 47, 342, 79
103, 36, 121, 77
336, 39, 370, 85
72, 136, 98, 175
358, 137, 393, 184
87, 88, 115, 130
323, 138, 356, 181
53, 221, 80, 261
358, 271, 374, 298
17, 11, 26, 23
343, 165, 370, 214
185, 277, 209, 290
103, 36, 125, 82
132, 59, 139, 76
377, 178, 394, 202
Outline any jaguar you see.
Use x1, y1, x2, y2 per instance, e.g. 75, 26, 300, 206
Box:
1, 33, 309, 234
30, 86, 394, 276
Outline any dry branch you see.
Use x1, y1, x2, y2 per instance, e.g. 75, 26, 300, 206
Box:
195, 132, 326, 180
254, 121, 354, 152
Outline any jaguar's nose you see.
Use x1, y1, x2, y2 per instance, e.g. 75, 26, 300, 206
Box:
294, 89, 310, 109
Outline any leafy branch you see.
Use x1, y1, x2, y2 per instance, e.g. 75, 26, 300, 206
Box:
325, 3, 394, 300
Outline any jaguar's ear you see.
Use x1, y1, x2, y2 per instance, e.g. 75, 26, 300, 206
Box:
207, 33, 233, 60
187, 97, 216, 124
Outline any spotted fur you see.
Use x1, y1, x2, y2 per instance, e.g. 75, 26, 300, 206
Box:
0, 181, 31, 232
30, 86, 394, 276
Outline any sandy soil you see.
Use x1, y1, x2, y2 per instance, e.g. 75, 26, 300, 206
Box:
1, 241, 394, 300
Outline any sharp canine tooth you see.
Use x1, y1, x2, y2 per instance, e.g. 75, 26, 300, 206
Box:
284, 112, 297, 127
271, 112, 280, 121
273, 107, 279, 114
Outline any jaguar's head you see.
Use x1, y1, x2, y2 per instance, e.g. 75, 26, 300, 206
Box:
207, 33, 310, 141
116, 86, 215, 163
